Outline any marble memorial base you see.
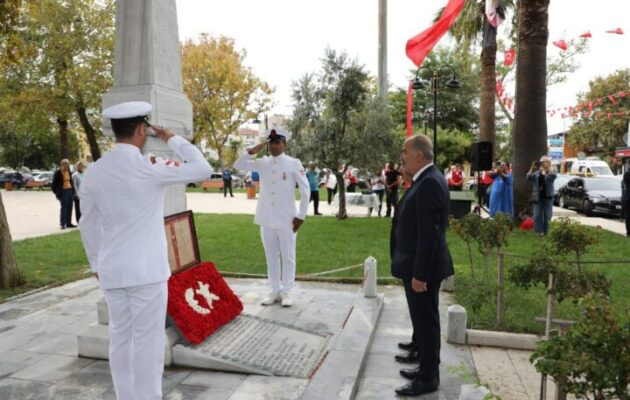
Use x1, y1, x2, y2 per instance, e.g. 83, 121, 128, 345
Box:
78, 283, 384, 400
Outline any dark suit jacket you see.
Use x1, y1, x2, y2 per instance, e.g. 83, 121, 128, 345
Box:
390, 164, 454, 283
51, 168, 75, 199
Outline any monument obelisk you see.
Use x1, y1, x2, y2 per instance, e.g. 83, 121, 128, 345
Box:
102, 0, 193, 216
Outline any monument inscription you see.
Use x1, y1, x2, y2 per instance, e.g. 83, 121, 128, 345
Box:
173, 314, 330, 378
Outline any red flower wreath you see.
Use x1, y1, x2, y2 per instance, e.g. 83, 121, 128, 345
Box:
167, 262, 243, 345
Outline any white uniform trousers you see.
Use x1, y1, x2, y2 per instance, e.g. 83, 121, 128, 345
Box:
260, 226, 297, 294
102, 281, 168, 400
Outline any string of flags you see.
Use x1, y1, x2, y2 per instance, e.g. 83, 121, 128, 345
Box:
496, 80, 629, 120
552, 28, 624, 51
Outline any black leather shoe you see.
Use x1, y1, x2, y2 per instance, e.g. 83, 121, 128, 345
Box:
398, 341, 416, 351
400, 366, 423, 380
394, 349, 419, 363
400, 367, 440, 382
395, 377, 439, 396
66, 223, 77, 228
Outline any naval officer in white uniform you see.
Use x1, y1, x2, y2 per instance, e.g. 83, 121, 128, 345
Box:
234, 128, 310, 307
79, 101, 212, 400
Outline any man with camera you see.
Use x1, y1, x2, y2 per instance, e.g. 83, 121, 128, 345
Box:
526, 156, 557, 235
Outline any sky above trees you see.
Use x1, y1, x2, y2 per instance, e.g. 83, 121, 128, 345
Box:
176, 0, 630, 135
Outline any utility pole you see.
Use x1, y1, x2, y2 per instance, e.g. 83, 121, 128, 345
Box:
377, 0, 387, 99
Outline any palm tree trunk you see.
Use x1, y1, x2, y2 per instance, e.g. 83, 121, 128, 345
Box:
479, 41, 497, 151
512, 0, 549, 216
77, 106, 101, 161
0, 191, 23, 288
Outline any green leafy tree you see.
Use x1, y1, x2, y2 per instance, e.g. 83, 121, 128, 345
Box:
389, 47, 481, 136
531, 294, 630, 400
181, 34, 273, 167
567, 69, 630, 155
288, 49, 397, 219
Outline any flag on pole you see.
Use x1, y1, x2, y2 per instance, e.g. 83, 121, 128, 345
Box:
405, 0, 464, 67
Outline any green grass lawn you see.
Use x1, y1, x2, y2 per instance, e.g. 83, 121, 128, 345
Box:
3, 214, 629, 335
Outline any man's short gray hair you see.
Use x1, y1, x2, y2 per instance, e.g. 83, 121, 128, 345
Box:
409, 135, 434, 161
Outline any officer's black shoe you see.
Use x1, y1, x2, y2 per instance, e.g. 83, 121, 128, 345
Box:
394, 376, 439, 396
397, 341, 416, 351
66, 223, 77, 228
394, 349, 420, 363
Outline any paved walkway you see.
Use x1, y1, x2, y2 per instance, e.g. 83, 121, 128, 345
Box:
2, 189, 618, 399
0, 277, 474, 399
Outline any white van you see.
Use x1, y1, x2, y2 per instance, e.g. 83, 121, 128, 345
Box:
559, 157, 613, 176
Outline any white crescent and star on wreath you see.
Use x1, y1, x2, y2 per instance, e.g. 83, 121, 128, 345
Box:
184, 281, 221, 315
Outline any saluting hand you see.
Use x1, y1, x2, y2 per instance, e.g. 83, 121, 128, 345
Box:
292, 218, 304, 233
248, 142, 267, 155
149, 124, 175, 143
411, 277, 427, 293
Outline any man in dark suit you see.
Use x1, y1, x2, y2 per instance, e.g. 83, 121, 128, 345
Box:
390, 134, 454, 396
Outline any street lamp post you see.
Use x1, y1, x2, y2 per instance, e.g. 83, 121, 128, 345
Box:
411, 65, 461, 161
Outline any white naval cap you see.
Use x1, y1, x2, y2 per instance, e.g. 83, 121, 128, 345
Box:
267, 128, 292, 142
103, 101, 152, 120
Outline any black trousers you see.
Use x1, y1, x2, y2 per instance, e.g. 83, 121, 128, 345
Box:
623, 199, 630, 236
385, 187, 399, 216
74, 197, 81, 222
327, 187, 337, 205
310, 190, 320, 214
223, 179, 233, 197
403, 279, 441, 377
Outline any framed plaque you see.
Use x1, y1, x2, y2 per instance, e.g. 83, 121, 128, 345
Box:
164, 210, 201, 275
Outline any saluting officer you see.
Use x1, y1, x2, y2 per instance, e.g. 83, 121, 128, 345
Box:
234, 128, 310, 307
79, 101, 213, 400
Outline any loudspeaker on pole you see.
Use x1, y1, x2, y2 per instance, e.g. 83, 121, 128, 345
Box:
470, 141, 493, 171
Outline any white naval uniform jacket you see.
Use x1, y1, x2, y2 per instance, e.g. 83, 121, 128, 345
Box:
79, 136, 213, 290
234, 151, 310, 229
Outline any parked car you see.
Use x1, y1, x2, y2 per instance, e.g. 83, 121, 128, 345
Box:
32, 171, 54, 187
557, 176, 622, 217
187, 173, 222, 188
552, 174, 572, 205
0, 170, 33, 189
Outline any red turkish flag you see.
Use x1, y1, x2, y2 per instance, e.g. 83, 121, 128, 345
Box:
580, 31, 592, 38
553, 39, 568, 50
167, 262, 243, 345
606, 27, 624, 35
405, 0, 464, 67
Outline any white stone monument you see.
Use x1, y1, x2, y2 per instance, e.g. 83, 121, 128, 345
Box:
102, 0, 193, 216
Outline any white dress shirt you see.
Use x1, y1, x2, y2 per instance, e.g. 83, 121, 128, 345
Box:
234, 151, 310, 229
79, 136, 213, 289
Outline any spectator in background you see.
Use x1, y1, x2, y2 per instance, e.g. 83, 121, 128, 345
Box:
370, 168, 386, 217
51, 159, 76, 229
526, 156, 557, 235
479, 169, 494, 206
306, 162, 322, 215
222, 167, 234, 198
346, 167, 358, 193
447, 164, 464, 191
385, 161, 402, 218
324, 168, 337, 205
72, 161, 85, 223
488, 161, 514, 218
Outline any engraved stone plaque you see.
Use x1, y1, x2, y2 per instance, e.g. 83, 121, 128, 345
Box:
172, 314, 330, 378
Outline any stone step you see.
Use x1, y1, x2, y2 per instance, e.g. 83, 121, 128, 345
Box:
77, 323, 180, 366
301, 293, 384, 400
